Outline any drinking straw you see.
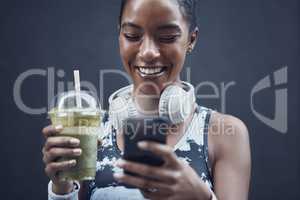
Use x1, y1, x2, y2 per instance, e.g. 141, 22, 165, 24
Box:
74, 70, 82, 108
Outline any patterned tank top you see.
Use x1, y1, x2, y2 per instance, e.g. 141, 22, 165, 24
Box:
86, 105, 213, 200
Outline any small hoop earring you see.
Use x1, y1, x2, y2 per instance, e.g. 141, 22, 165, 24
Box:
187, 47, 193, 54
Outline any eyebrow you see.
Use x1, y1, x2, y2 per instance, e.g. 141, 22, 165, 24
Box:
157, 24, 182, 33
121, 22, 182, 33
121, 22, 142, 30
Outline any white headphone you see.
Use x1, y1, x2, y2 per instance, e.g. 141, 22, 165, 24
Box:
108, 81, 196, 130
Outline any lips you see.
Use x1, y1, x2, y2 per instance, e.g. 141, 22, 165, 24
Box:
135, 66, 167, 77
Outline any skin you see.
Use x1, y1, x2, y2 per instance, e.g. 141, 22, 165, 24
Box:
207, 112, 251, 200
42, 0, 251, 199
119, 0, 191, 93
42, 125, 80, 194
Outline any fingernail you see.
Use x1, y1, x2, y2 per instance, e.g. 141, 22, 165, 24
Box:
116, 159, 125, 167
113, 173, 123, 179
70, 138, 80, 145
69, 160, 76, 166
73, 149, 82, 155
138, 141, 147, 149
55, 125, 63, 130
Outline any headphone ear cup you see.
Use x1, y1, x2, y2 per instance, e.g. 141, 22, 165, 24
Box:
158, 86, 173, 121
108, 85, 136, 130
109, 96, 138, 130
159, 85, 185, 124
109, 96, 129, 130
159, 84, 195, 124
127, 97, 138, 118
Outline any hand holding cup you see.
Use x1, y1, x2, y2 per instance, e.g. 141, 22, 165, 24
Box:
42, 125, 82, 194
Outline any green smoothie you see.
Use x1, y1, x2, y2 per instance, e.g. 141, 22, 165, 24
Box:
49, 108, 101, 181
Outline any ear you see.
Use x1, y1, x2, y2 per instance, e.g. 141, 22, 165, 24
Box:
117, 24, 121, 34
188, 27, 199, 51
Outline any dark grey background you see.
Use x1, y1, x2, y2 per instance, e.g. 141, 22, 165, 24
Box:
0, 0, 299, 199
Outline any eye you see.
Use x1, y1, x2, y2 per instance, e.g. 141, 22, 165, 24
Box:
123, 33, 141, 42
158, 35, 180, 43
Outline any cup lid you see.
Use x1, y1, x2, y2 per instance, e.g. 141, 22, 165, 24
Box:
49, 90, 100, 115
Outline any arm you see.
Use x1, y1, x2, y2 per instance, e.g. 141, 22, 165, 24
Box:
208, 112, 251, 200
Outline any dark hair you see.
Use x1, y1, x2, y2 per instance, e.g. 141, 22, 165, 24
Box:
119, 0, 198, 32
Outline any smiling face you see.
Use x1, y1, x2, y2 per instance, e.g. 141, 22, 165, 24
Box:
119, 0, 198, 95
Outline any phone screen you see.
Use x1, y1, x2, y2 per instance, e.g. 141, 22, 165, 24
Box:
122, 117, 168, 177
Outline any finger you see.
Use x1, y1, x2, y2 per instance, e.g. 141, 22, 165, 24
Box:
97, 139, 102, 147
116, 159, 180, 183
138, 141, 179, 168
42, 125, 63, 138
45, 137, 80, 150
43, 147, 82, 163
113, 173, 171, 195
45, 159, 77, 178
141, 188, 171, 200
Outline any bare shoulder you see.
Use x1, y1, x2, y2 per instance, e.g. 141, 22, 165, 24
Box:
208, 111, 250, 165
209, 111, 249, 138
207, 111, 251, 198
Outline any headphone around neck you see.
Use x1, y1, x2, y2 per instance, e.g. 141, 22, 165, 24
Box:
108, 81, 196, 130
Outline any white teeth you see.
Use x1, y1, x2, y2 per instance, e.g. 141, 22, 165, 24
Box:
138, 67, 164, 75
154, 68, 161, 73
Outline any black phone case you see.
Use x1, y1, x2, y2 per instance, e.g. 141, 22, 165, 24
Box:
122, 117, 168, 178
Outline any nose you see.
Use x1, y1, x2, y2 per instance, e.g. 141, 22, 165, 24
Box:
138, 37, 160, 63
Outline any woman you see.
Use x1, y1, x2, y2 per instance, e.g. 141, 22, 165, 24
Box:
43, 0, 251, 199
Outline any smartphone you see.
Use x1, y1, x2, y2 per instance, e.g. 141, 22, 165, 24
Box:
122, 117, 168, 177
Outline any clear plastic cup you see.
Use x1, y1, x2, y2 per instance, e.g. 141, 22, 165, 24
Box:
48, 90, 101, 181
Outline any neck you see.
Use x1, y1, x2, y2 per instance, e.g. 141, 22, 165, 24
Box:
132, 79, 183, 116
132, 89, 160, 116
